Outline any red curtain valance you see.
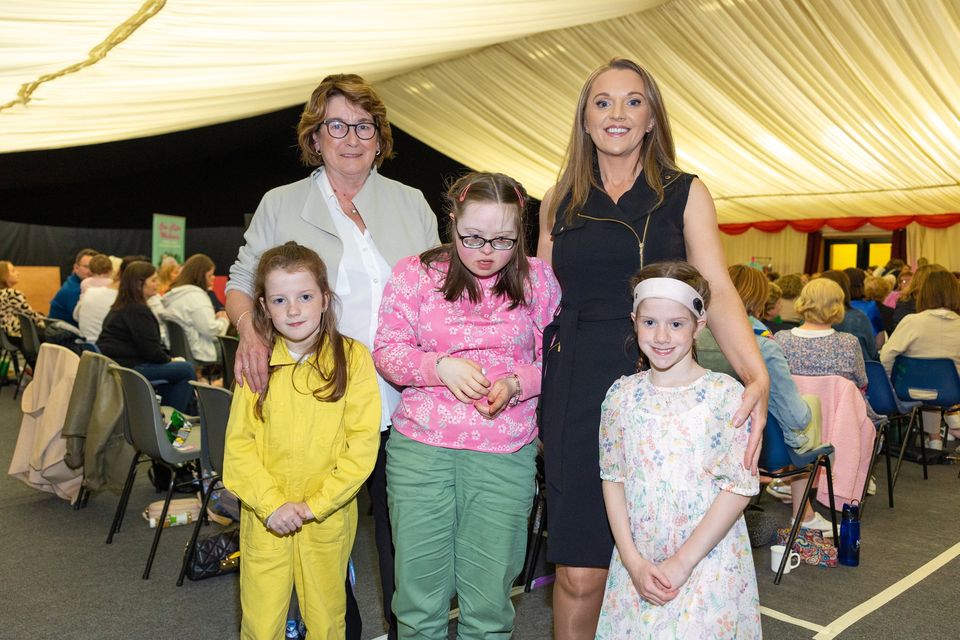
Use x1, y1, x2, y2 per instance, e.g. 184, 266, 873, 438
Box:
719, 213, 960, 235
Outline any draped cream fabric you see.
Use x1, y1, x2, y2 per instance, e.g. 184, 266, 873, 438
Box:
719, 227, 807, 276
2, 0, 959, 224
907, 224, 960, 272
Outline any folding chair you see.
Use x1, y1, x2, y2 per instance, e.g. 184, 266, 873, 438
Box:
15, 313, 43, 399
217, 335, 239, 390
891, 356, 960, 455
108, 365, 203, 579
178, 381, 233, 586
165, 319, 219, 382
758, 412, 837, 584
865, 361, 923, 501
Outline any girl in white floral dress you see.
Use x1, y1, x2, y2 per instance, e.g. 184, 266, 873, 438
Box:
597, 261, 761, 639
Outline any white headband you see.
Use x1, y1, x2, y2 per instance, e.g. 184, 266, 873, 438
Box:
632, 278, 706, 318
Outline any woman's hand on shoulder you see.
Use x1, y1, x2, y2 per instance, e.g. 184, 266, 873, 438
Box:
436, 357, 489, 403
236, 316, 271, 393
735, 378, 769, 472
535, 186, 557, 265
624, 555, 678, 606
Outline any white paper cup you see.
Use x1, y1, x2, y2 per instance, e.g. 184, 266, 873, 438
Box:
770, 544, 801, 573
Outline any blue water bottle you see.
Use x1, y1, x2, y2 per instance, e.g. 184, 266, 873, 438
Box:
838, 501, 860, 566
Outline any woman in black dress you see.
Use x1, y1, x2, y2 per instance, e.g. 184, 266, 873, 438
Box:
536, 58, 769, 638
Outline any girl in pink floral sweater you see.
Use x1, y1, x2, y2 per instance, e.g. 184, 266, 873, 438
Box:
373, 172, 560, 639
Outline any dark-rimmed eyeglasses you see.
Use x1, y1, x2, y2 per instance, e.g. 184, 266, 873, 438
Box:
457, 231, 518, 251
320, 119, 378, 140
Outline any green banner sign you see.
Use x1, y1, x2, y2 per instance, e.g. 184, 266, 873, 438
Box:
152, 213, 186, 265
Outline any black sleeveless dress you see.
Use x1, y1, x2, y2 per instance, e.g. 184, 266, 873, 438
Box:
541, 169, 695, 566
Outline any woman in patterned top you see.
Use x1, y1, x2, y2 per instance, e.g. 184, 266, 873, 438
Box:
0, 261, 45, 342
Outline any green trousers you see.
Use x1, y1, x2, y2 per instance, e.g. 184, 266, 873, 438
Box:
386, 430, 536, 640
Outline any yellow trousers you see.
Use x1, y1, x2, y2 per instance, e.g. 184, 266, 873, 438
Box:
239, 500, 357, 640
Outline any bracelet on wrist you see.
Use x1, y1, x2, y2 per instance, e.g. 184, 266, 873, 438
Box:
507, 373, 522, 407
236, 310, 252, 328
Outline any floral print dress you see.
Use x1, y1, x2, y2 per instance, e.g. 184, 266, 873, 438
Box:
597, 370, 761, 639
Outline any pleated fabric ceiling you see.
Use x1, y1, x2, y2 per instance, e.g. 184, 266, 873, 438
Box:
2, 0, 959, 224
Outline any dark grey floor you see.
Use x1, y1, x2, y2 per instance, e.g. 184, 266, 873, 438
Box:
2, 379, 958, 639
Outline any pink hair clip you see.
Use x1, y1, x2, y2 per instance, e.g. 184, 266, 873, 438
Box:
458, 184, 471, 203
513, 185, 526, 209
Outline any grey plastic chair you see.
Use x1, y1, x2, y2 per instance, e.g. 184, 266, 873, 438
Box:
15, 313, 43, 399
177, 381, 233, 586
217, 335, 239, 390
108, 364, 202, 580
0, 330, 22, 397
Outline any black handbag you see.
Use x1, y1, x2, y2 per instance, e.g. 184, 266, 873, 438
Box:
184, 526, 241, 581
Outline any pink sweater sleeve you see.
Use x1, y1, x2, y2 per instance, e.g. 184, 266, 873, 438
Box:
513, 259, 561, 399
373, 256, 445, 387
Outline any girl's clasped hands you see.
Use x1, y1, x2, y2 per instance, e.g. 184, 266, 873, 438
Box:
436, 356, 519, 419
266, 502, 316, 536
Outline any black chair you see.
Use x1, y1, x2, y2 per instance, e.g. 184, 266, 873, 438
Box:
217, 335, 239, 390
15, 313, 43, 399
865, 360, 923, 502
0, 330, 22, 396
108, 365, 203, 579
178, 382, 233, 586
164, 319, 219, 382
758, 412, 837, 584
519, 454, 547, 592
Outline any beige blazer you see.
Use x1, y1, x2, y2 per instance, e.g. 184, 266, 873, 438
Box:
9, 343, 82, 501
227, 168, 439, 296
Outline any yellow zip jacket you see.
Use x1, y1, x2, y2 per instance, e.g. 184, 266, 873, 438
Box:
223, 336, 381, 523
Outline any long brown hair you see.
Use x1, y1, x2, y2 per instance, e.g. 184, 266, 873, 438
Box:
111, 261, 155, 310
900, 263, 947, 303
296, 73, 393, 168
171, 254, 215, 290
916, 270, 960, 313
251, 242, 350, 420
629, 261, 711, 372
0, 261, 13, 289
420, 172, 530, 309
549, 58, 681, 226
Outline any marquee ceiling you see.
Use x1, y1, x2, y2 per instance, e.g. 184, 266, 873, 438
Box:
2, 0, 958, 223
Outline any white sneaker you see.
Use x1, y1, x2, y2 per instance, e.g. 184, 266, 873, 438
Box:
792, 511, 835, 538
765, 480, 792, 502
925, 438, 944, 451
867, 476, 876, 496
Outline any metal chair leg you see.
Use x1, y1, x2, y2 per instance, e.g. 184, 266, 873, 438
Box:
822, 456, 839, 539
143, 464, 178, 580
520, 489, 546, 592
106, 451, 141, 544
775, 470, 817, 585
883, 423, 894, 508
177, 478, 219, 586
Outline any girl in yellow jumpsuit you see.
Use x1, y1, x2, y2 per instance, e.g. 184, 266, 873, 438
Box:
224, 242, 380, 639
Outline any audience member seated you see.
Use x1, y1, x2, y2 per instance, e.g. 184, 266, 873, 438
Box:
161, 254, 230, 363
820, 270, 878, 361
48, 248, 97, 326
845, 267, 883, 337
699, 265, 822, 531
884, 267, 912, 309
75, 255, 169, 345
155, 256, 181, 296
79, 254, 114, 295
775, 278, 867, 388
881, 269, 960, 450
865, 275, 894, 338
774, 273, 804, 326
0, 260, 46, 344
891, 263, 947, 334
97, 261, 195, 413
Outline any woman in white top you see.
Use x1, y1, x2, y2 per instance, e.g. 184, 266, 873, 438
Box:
881, 269, 960, 448
161, 254, 229, 363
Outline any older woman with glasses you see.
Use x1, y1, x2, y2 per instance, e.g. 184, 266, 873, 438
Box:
225, 73, 439, 640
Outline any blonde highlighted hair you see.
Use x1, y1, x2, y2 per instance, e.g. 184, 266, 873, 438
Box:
728, 264, 769, 319
548, 58, 681, 226
795, 278, 845, 325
